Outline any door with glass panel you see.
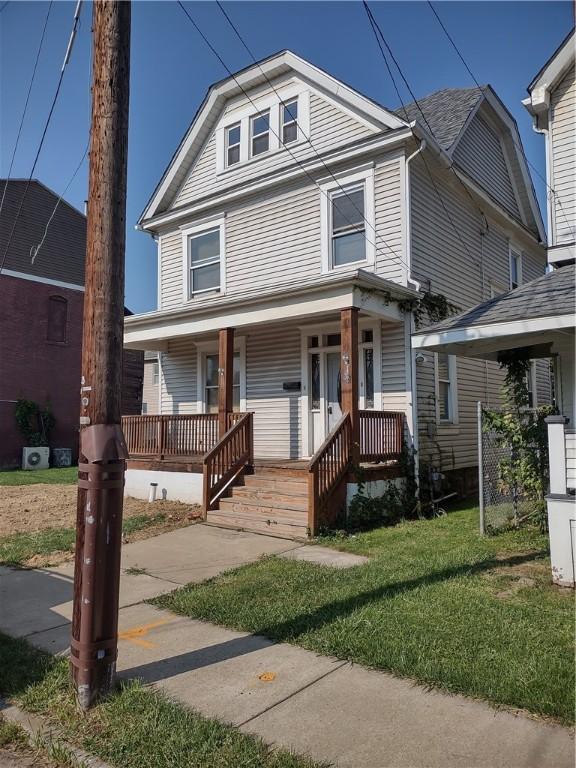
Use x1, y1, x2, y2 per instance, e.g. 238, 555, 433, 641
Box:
204, 352, 240, 413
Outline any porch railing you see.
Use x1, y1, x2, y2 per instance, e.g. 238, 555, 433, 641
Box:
359, 410, 404, 462
203, 412, 254, 515
122, 413, 242, 458
307, 412, 352, 537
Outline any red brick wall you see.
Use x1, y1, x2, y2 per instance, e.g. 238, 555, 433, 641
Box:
0, 275, 84, 468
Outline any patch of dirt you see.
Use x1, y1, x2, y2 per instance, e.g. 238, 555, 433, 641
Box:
0, 483, 200, 538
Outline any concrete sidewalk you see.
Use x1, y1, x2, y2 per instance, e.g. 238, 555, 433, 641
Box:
1, 523, 573, 768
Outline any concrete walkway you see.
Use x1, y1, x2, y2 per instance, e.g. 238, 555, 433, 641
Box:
0, 524, 573, 768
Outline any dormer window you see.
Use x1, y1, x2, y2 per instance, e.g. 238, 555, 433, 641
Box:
281, 99, 298, 144
251, 111, 270, 157
226, 123, 241, 167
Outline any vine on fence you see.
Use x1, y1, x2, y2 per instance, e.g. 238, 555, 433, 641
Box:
14, 399, 55, 447
483, 351, 554, 530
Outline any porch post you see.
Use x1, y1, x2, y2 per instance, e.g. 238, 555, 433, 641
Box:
341, 307, 360, 464
218, 327, 234, 438
545, 415, 568, 495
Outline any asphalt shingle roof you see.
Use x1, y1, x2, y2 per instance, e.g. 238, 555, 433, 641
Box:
416, 265, 575, 335
395, 87, 486, 151
0, 179, 86, 286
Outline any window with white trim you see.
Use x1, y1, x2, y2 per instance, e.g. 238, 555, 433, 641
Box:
226, 123, 241, 167
251, 111, 270, 157
360, 328, 374, 409
435, 352, 458, 424
204, 352, 240, 413
320, 167, 375, 274
184, 221, 224, 298
509, 247, 522, 289
525, 361, 537, 409
152, 361, 159, 386
281, 99, 298, 144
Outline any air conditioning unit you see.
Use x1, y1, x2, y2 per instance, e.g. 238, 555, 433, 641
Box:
22, 447, 50, 471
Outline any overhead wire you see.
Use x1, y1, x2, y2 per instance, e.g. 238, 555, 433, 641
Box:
0, 0, 84, 276
178, 0, 414, 279
0, 1, 53, 223
426, 0, 575, 239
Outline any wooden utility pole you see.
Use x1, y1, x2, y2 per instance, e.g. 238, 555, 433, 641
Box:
71, 0, 131, 709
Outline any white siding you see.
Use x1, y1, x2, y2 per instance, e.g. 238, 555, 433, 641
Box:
453, 114, 521, 221
142, 358, 159, 414
381, 320, 409, 413
174, 90, 377, 209
160, 337, 197, 415
550, 65, 576, 245
159, 151, 405, 310
566, 431, 576, 490
410, 156, 547, 471
246, 323, 301, 459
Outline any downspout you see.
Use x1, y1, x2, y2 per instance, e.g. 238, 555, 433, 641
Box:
405, 139, 426, 494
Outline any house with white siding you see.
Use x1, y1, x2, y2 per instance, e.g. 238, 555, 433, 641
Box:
414, 30, 575, 584
123, 50, 548, 537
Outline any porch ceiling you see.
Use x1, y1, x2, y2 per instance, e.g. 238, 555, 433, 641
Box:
124, 270, 416, 351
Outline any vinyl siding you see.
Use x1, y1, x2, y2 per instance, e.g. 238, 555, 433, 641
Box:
381, 320, 409, 414
142, 357, 159, 414
453, 114, 521, 221
160, 337, 197, 415
159, 151, 405, 310
410, 156, 547, 471
550, 65, 576, 245
174, 90, 377, 209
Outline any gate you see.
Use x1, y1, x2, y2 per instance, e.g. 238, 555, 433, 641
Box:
477, 402, 540, 534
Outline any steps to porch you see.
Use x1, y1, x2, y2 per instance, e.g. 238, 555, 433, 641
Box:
206, 467, 309, 539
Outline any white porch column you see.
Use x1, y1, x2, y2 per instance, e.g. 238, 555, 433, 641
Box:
546, 415, 569, 495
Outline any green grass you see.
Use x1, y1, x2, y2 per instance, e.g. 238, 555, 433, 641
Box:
0, 467, 77, 486
0, 633, 323, 768
153, 503, 575, 724
0, 513, 167, 567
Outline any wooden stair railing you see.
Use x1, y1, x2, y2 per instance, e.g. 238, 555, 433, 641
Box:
202, 412, 253, 516
359, 410, 404, 462
307, 412, 352, 537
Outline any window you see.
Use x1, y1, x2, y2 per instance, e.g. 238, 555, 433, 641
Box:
142, 402, 148, 415
436, 353, 458, 424
509, 247, 522, 289
525, 361, 537, 409
325, 333, 341, 347
185, 224, 222, 297
47, 296, 67, 342
204, 352, 240, 413
331, 185, 366, 267
281, 99, 298, 144
251, 111, 270, 156
226, 123, 241, 167
152, 362, 159, 386
363, 347, 374, 408
310, 353, 320, 410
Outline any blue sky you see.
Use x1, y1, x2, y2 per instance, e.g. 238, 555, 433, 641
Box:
0, 1, 572, 313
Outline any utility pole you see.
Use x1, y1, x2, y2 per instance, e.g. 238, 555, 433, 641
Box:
71, 0, 131, 709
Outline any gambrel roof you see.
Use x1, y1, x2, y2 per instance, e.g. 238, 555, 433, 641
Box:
139, 50, 545, 242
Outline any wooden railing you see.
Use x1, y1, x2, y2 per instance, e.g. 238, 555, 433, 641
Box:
203, 412, 253, 515
359, 410, 404, 462
307, 413, 352, 537
122, 413, 242, 458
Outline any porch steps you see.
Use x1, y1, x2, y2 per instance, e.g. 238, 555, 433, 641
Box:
206, 468, 309, 539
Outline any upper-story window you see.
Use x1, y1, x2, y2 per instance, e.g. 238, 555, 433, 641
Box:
251, 111, 270, 157
226, 123, 241, 167
320, 166, 375, 274
182, 218, 225, 300
47, 295, 67, 343
281, 99, 298, 145
435, 352, 458, 424
509, 246, 522, 289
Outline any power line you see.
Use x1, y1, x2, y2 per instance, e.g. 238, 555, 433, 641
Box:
363, 1, 478, 263
0, 1, 53, 223
426, 0, 575, 239
0, 0, 83, 276
177, 0, 413, 279
214, 0, 413, 276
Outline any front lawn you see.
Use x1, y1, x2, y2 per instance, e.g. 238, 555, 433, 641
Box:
0, 467, 77, 486
0, 633, 323, 768
154, 503, 574, 724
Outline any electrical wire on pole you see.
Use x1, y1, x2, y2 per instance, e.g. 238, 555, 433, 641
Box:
0, 0, 83, 277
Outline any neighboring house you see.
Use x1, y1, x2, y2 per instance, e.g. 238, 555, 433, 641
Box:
0, 180, 144, 468
123, 50, 548, 536
141, 352, 160, 414
413, 30, 575, 585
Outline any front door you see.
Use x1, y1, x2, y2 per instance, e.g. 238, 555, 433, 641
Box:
326, 352, 342, 432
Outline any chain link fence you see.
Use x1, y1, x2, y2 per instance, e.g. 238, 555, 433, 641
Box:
477, 402, 540, 534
